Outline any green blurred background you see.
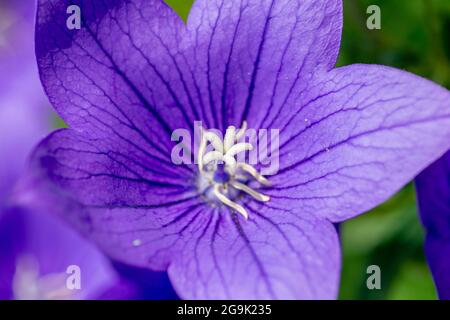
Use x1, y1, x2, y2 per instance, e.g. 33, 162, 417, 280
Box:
337, 0, 450, 300
163, 0, 450, 300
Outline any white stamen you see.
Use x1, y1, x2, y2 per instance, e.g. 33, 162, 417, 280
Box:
230, 181, 270, 202
198, 122, 271, 220
226, 143, 253, 158
223, 154, 237, 172
204, 131, 224, 153
237, 163, 271, 186
235, 121, 247, 141
203, 151, 224, 166
224, 126, 236, 152
213, 185, 249, 220
198, 128, 207, 173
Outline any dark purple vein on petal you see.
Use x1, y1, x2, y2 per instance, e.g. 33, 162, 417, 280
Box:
86, 193, 199, 210
257, 3, 302, 131
247, 205, 317, 297
210, 213, 231, 299
277, 115, 450, 175
261, 11, 331, 131
45, 12, 186, 170
220, 0, 246, 130
82, 23, 174, 137
110, 9, 195, 132
239, 0, 276, 126
192, 211, 216, 296
206, 0, 225, 130
231, 212, 276, 299
81, 22, 196, 173
129, 1, 202, 125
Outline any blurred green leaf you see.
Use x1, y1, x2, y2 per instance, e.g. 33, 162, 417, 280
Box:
387, 261, 437, 300
164, 0, 194, 23
52, 114, 68, 129
338, 0, 450, 300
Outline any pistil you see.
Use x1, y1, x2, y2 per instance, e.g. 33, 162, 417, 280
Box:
197, 122, 271, 219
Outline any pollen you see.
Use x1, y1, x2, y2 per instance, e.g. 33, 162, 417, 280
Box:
197, 121, 271, 220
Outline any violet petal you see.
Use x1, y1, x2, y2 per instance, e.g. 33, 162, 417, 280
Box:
269, 64, 450, 222
168, 201, 340, 299
416, 151, 450, 299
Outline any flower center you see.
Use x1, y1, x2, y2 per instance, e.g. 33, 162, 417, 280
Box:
197, 121, 271, 220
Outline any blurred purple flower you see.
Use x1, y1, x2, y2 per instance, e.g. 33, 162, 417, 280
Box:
0, 0, 177, 300
0, 207, 120, 299
0, 0, 52, 205
0, 0, 118, 300
416, 151, 450, 300
17, 0, 450, 299
0, 206, 179, 300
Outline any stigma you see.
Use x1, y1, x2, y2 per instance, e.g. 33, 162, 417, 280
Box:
197, 121, 271, 220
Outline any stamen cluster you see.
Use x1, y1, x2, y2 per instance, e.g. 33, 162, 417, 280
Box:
197, 122, 271, 219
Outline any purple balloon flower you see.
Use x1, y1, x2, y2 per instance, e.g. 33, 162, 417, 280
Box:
0, 206, 122, 299
0, 0, 177, 300
0, 206, 181, 300
18, 0, 450, 299
0, 1, 124, 300
416, 151, 450, 300
0, 0, 52, 205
